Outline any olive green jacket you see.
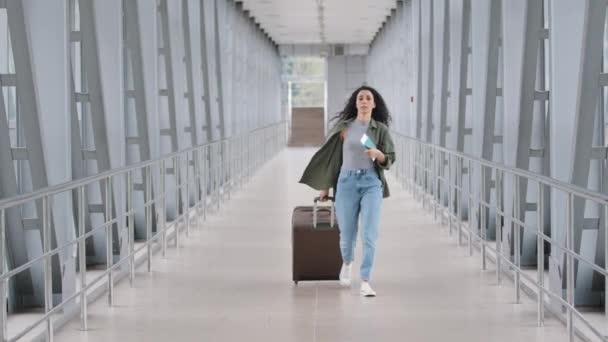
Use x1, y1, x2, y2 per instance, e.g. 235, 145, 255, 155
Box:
299, 118, 396, 198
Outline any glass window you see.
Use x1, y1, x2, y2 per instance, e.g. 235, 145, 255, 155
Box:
282, 57, 326, 108
282, 57, 325, 79
70, 0, 89, 147
0, 10, 17, 147
604, 14, 608, 145
291, 82, 324, 108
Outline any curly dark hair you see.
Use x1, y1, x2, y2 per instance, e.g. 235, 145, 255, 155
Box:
331, 85, 392, 126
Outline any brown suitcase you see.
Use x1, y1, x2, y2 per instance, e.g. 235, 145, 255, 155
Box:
292, 197, 342, 284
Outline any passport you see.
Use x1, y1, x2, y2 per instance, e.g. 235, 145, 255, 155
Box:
360, 134, 377, 161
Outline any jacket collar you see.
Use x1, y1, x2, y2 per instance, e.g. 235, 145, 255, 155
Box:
369, 119, 378, 129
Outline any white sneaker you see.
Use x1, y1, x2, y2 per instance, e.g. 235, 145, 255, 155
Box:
339, 263, 352, 287
360, 282, 376, 297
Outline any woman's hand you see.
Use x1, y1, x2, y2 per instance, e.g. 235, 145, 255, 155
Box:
319, 189, 330, 202
365, 148, 385, 163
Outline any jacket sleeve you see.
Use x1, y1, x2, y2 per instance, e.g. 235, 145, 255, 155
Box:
376, 129, 395, 170
299, 134, 342, 190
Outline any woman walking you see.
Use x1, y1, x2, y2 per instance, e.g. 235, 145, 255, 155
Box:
299, 85, 395, 297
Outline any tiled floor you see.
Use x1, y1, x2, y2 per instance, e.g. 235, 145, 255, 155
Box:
55, 148, 575, 342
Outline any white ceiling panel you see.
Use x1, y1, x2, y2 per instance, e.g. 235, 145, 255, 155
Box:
240, 0, 398, 44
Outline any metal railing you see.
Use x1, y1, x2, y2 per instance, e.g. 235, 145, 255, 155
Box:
392, 132, 608, 342
0, 121, 288, 342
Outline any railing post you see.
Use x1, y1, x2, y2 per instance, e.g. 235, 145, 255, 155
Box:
457, 157, 463, 246
105, 177, 114, 306
406, 139, 410, 190
605, 203, 608, 317
514, 174, 521, 303
468, 159, 473, 256
77, 186, 88, 330
227, 141, 232, 201
408, 141, 418, 192
427, 146, 430, 210
409, 141, 413, 195
127, 171, 135, 285
420, 145, 424, 204
440, 151, 444, 223
174, 155, 180, 248
496, 169, 502, 285
161, 160, 167, 258
427, 146, 432, 212
405, 141, 408, 190
146, 166, 153, 272
203, 147, 208, 221
229, 141, 233, 199
433, 148, 438, 222
218, 143, 221, 204
566, 193, 574, 341
401, 138, 405, 183
448, 154, 453, 236
185, 151, 191, 237
215, 144, 220, 212
421, 146, 425, 209
481, 164, 486, 270
537, 182, 544, 326
412, 142, 417, 198
413, 141, 417, 196
219, 143, 224, 208
195, 149, 202, 230
421, 143, 425, 201
42, 196, 53, 341
413, 141, 417, 195
0, 209, 7, 340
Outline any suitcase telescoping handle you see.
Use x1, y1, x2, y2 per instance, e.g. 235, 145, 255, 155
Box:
313, 196, 335, 229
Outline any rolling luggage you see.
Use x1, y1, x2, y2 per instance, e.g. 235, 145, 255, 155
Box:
292, 197, 342, 284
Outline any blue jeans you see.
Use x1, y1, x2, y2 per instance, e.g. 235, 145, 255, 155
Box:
335, 168, 383, 281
